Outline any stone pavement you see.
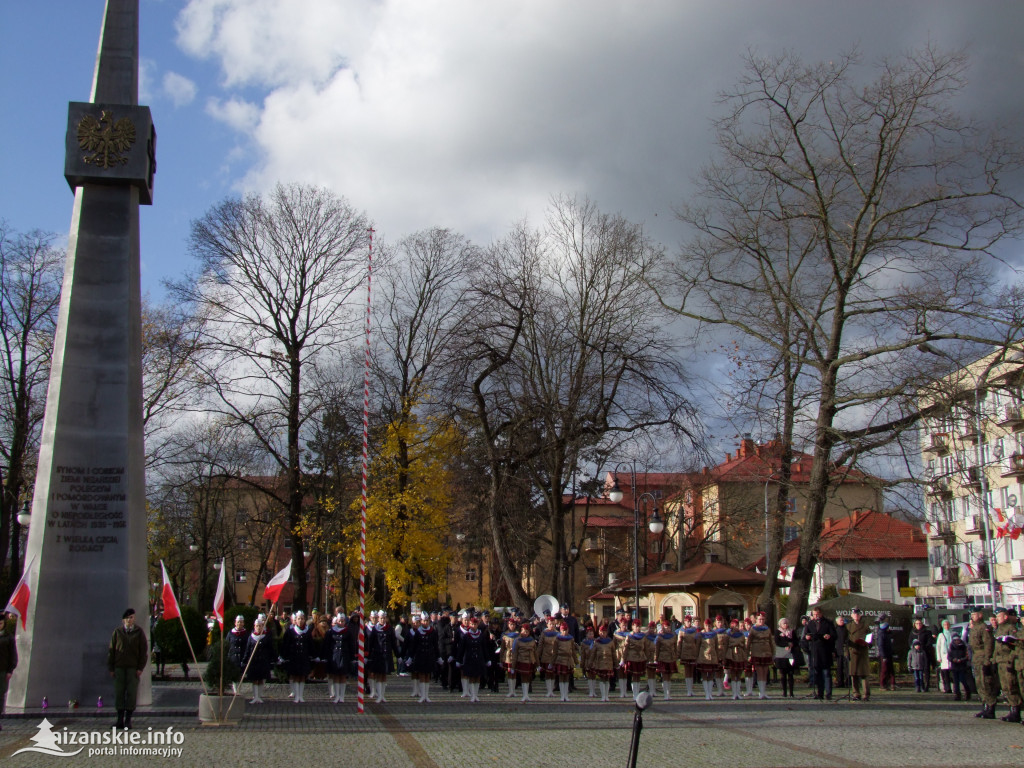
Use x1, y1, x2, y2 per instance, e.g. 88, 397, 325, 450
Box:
2, 677, 1023, 767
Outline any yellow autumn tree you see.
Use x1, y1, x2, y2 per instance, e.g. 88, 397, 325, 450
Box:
348, 414, 456, 608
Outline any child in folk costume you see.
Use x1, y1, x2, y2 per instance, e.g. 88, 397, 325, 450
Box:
408, 613, 442, 703
367, 610, 397, 703
580, 626, 597, 697
654, 618, 679, 700
242, 614, 275, 704
676, 614, 701, 697
500, 616, 522, 697
697, 618, 722, 700
714, 615, 730, 696
279, 611, 313, 703
326, 613, 354, 703
724, 619, 749, 699
591, 624, 618, 701
553, 622, 578, 702
457, 615, 492, 702
538, 614, 561, 698
512, 620, 538, 702
747, 611, 775, 699
620, 619, 651, 700
643, 621, 660, 697
613, 616, 632, 698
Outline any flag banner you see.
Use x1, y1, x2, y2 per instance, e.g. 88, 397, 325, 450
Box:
263, 561, 292, 604
213, 559, 226, 629
4, 558, 33, 630
160, 560, 180, 620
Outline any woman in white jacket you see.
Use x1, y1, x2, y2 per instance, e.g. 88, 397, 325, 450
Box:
934, 619, 953, 693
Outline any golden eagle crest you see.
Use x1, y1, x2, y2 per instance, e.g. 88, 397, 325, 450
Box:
76, 110, 136, 169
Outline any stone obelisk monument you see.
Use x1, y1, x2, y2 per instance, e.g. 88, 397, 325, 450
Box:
7, 0, 154, 710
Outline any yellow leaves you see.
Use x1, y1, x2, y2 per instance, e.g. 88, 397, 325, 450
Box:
346, 413, 458, 608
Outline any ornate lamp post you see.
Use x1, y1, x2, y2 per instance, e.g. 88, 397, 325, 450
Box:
608, 463, 664, 622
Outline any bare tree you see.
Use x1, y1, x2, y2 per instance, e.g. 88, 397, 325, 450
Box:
458, 197, 696, 609
169, 183, 371, 611
660, 47, 1024, 622
0, 224, 62, 584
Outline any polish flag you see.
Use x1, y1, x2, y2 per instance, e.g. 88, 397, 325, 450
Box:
263, 561, 292, 604
159, 560, 180, 620
994, 507, 1006, 524
4, 559, 32, 630
213, 558, 226, 630
922, 521, 933, 536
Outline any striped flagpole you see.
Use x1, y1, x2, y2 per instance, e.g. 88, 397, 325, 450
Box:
357, 226, 374, 713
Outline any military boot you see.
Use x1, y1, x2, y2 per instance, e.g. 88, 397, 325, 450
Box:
983, 705, 996, 719
1001, 706, 1021, 723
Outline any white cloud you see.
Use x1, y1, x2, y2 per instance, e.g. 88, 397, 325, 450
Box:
205, 97, 260, 132
162, 72, 198, 107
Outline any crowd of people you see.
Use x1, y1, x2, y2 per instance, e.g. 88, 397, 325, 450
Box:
210, 602, 1023, 723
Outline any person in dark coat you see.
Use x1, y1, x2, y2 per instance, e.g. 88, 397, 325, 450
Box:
279, 611, 313, 703
0, 612, 18, 730
457, 615, 492, 702
407, 613, 442, 703
909, 617, 934, 692
366, 610, 397, 703
226, 615, 248, 693
774, 617, 798, 698
946, 632, 971, 701
326, 613, 354, 703
875, 615, 896, 691
833, 615, 849, 688
242, 614, 275, 704
437, 613, 454, 690
803, 607, 836, 700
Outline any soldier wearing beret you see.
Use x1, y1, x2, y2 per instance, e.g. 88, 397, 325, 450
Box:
107, 607, 147, 730
0, 612, 17, 730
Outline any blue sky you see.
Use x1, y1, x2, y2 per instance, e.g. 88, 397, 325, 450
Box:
3, 1, 1023, 303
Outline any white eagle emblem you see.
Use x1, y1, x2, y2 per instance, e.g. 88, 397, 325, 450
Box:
76, 110, 136, 169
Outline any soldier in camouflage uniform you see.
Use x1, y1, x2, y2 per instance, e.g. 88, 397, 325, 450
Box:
970, 607, 997, 719
1014, 610, 1024, 728
993, 608, 1021, 723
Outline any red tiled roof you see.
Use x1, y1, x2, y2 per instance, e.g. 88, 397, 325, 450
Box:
607, 560, 786, 592
751, 510, 928, 569
580, 516, 634, 528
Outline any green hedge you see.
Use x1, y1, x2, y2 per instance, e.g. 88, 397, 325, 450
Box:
152, 606, 208, 664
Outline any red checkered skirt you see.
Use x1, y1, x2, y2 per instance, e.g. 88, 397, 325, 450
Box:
656, 661, 678, 675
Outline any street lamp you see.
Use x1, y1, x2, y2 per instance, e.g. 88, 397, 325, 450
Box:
608, 463, 664, 622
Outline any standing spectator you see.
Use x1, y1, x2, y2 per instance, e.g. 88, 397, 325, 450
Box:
0, 612, 17, 730
803, 607, 836, 700
946, 631, 971, 702
908, 640, 928, 691
909, 617, 934, 692
226, 615, 248, 693
834, 615, 849, 689
846, 607, 871, 702
935, 619, 954, 693
773, 617, 797, 698
876, 615, 896, 691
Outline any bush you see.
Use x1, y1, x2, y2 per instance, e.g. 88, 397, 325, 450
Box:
152, 606, 208, 664
203, 639, 242, 694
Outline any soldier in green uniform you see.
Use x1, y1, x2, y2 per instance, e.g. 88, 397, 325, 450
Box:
108, 608, 148, 730
1015, 609, 1024, 728
993, 608, 1021, 723
969, 607, 997, 719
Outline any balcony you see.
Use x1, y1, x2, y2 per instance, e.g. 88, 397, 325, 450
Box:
965, 515, 982, 534
927, 478, 953, 497
1012, 559, 1024, 579
999, 405, 1024, 430
924, 433, 950, 455
927, 522, 954, 540
582, 537, 604, 553
961, 466, 982, 488
584, 573, 602, 588
932, 566, 959, 585
1001, 453, 1024, 478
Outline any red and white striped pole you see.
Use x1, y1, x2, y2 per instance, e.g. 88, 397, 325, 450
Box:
357, 227, 374, 713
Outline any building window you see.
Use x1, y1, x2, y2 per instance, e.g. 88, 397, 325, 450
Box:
650, 539, 663, 554
283, 537, 292, 549
235, 569, 247, 583
848, 570, 863, 593
465, 567, 478, 582
896, 570, 910, 590
237, 536, 248, 550
784, 525, 799, 543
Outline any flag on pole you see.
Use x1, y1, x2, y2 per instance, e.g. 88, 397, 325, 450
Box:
994, 507, 1006, 524
4, 558, 33, 630
159, 560, 180, 620
213, 558, 226, 629
262, 561, 292, 604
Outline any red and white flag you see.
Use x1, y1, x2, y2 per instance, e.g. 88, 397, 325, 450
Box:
263, 561, 292, 604
994, 507, 1006, 524
4, 558, 33, 630
159, 560, 180, 620
213, 558, 226, 630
